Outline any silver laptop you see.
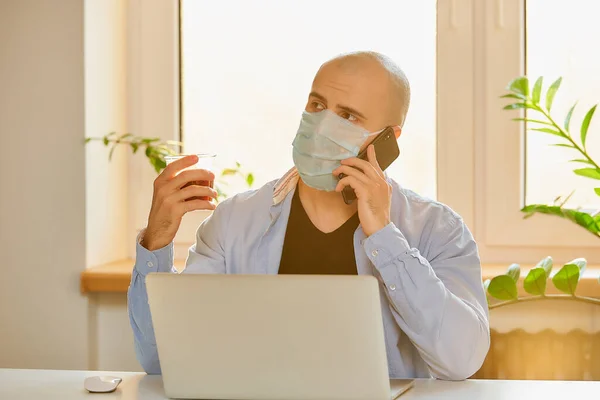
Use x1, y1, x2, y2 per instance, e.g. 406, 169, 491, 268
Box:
146, 273, 414, 400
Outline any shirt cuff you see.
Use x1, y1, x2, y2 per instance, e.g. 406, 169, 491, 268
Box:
362, 222, 414, 267
134, 230, 174, 276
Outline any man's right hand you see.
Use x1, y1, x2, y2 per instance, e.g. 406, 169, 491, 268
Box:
141, 155, 217, 251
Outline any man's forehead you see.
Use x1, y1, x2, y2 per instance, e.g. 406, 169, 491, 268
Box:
313, 60, 390, 95
311, 63, 390, 110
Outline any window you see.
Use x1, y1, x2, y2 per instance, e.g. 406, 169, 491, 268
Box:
130, 0, 600, 263
180, 0, 437, 199
479, 0, 600, 262
525, 0, 600, 210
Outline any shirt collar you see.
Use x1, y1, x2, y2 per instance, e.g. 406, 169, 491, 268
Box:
272, 167, 299, 205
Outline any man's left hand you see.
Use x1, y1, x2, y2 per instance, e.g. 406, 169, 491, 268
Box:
333, 145, 392, 237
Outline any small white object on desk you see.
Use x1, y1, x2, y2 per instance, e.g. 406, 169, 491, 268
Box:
84, 376, 122, 393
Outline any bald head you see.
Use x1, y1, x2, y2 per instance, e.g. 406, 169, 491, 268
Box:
315, 51, 411, 128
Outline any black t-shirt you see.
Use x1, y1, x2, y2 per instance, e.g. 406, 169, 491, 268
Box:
278, 187, 359, 275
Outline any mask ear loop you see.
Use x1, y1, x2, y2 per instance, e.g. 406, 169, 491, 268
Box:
368, 127, 385, 137
367, 125, 402, 140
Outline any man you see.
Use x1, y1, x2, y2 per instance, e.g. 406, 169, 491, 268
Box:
128, 51, 490, 380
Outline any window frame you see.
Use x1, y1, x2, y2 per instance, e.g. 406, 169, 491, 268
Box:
128, 0, 600, 264
473, 0, 600, 264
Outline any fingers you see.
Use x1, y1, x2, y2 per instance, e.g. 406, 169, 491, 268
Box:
340, 149, 383, 180
366, 145, 385, 178
157, 186, 216, 225
173, 184, 218, 203
153, 155, 199, 192
167, 168, 216, 191
160, 155, 199, 180
176, 199, 216, 215
332, 165, 371, 185
335, 175, 367, 197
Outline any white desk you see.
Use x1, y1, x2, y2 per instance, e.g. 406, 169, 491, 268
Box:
1, 369, 598, 399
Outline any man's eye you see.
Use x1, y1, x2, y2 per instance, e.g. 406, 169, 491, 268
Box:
312, 102, 325, 111
341, 112, 358, 122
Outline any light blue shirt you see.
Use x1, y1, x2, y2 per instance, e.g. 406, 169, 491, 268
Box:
128, 168, 490, 380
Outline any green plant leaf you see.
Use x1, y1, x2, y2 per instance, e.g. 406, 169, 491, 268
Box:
523, 267, 547, 296
545, 77, 562, 111
154, 144, 177, 156
595, 188, 600, 197
148, 156, 159, 173
141, 138, 161, 144
246, 173, 254, 187
103, 137, 109, 146
570, 258, 587, 275
108, 142, 118, 161
148, 155, 166, 174
118, 133, 133, 141
580, 104, 597, 149
531, 127, 564, 137
513, 117, 554, 126
507, 263, 520, 283
570, 159, 595, 165
236, 161, 241, 168
532, 77, 543, 104
551, 143, 575, 149
503, 103, 528, 110
84, 137, 93, 144
552, 263, 581, 295
131, 143, 139, 153
556, 191, 575, 207
155, 158, 166, 171
574, 168, 600, 180
221, 168, 238, 176
487, 275, 518, 301
564, 102, 578, 131
536, 256, 554, 277
521, 204, 600, 235
508, 76, 529, 97
502, 93, 528, 100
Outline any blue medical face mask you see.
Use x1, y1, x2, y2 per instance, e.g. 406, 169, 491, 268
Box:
292, 110, 381, 191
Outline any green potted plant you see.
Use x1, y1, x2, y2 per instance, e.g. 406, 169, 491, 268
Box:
502, 76, 599, 237
484, 77, 599, 308
86, 132, 255, 201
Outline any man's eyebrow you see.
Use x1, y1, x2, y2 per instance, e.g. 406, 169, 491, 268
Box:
308, 91, 368, 120
308, 91, 327, 103
338, 105, 368, 120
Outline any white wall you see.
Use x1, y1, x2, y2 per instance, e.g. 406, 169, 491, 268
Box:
89, 294, 141, 371
83, 0, 138, 372
0, 0, 88, 369
84, 0, 129, 268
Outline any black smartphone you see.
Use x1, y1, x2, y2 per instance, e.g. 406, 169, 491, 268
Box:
339, 126, 400, 205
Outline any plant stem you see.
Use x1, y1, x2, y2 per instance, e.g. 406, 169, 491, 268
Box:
489, 294, 600, 310
535, 106, 600, 170
86, 136, 183, 147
